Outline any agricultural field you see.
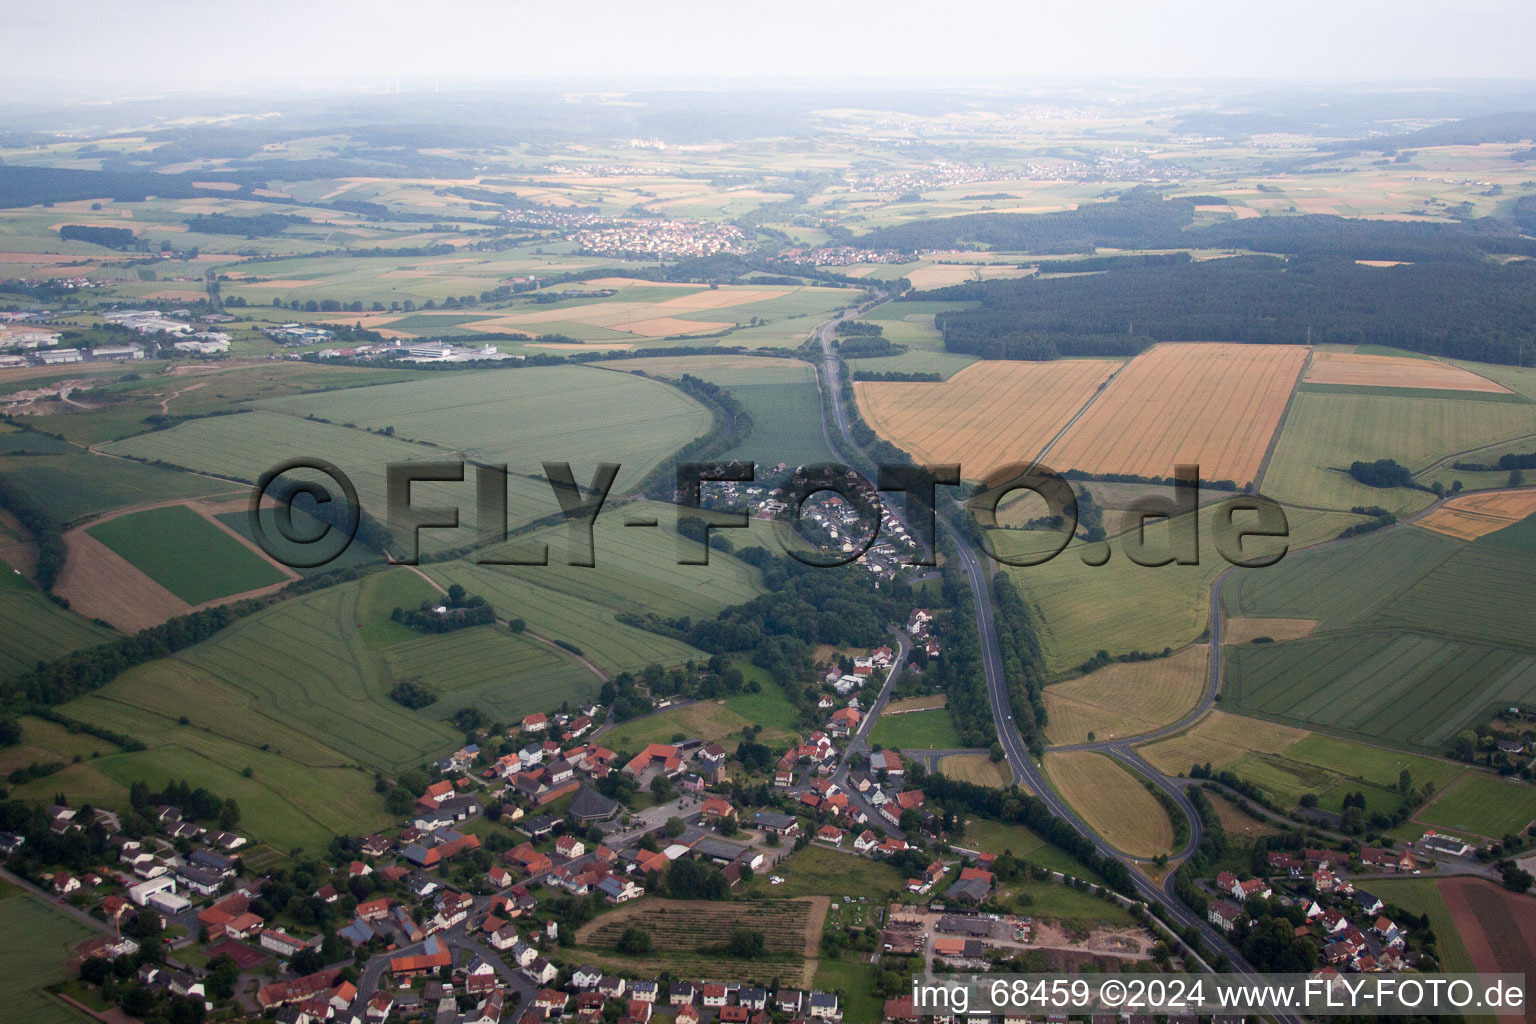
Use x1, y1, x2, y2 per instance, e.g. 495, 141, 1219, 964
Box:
1008, 504, 1361, 674
1303, 351, 1512, 393
0, 715, 121, 777
44, 659, 393, 850
1417, 773, 1536, 839
1261, 390, 1536, 513
1221, 617, 1318, 645
254, 364, 711, 489
1041, 645, 1209, 745
1042, 751, 1175, 858
606, 355, 839, 470
937, 753, 1013, 786
1367, 879, 1478, 974
1202, 790, 1280, 843
1042, 343, 1309, 487
382, 626, 602, 726
0, 452, 235, 524
1420, 489, 1536, 540
853, 358, 1119, 476
0, 564, 116, 682
85, 504, 288, 604
869, 708, 964, 750
1135, 710, 1309, 777
0, 893, 97, 1024
1434, 877, 1536, 1013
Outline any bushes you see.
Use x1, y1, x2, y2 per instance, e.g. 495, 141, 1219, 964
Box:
0, 477, 66, 591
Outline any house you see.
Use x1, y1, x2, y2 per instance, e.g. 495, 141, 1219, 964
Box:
488, 866, 513, 889
1208, 900, 1243, 933
669, 982, 698, 1006
828, 707, 862, 736
739, 988, 768, 1011
776, 991, 804, 1015
719, 1007, 750, 1024
260, 929, 315, 959
700, 797, 737, 823
754, 811, 801, 837
1421, 833, 1471, 857
598, 875, 644, 903
536, 989, 569, 1014
525, 957, 557, 985
809, 992, 840, 1019
390, 936, 452, 980
870, 750, 903, 776
598, 976, 627, 999
555, 835, 586, 860
630, 980, 658, 1003
816, 825, 845, 846
854, 830, 879, 854
51, 872, 80, 895
523, 713, 548, 733
702, 984, 728, 1008
623, 743, 682, 778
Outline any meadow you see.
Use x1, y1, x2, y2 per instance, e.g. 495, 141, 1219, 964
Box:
1366, 879, 1478, 975
1041, 751, 1175, 859
1417, 773, 1536, 839
937, 753, 1013, 786
0, 893, 97, 1024
869, 708, 964, 750
86, 504, 287, 603
596, 681, 799, 752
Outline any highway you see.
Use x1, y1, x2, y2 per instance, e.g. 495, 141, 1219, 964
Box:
810, 310, 1303, 1016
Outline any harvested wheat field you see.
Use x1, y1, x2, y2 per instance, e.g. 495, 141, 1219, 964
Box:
1419, 489, 1536, 540
1044, 343, 1309, 486
939, 754, 1013, 787
1204, 790, 1280, 842
1304, 351, 1510, 393
1222, 617, 1319, 645
853, 359, 1119, 477
1136, 710, 1308, 777
1043, 751, 1175, 858
1042, 646, 1209, 746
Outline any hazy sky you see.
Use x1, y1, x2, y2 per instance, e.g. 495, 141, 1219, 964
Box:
6, 0, 1536, 95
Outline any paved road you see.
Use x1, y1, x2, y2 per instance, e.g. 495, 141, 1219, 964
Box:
827, 633, 912, 836
811, 311, 1301, 1012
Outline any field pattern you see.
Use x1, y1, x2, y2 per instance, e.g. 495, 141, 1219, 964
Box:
1262, 391, 1536, 513
1224, 632, 1536, 750
1436, 877, 1536, 1024
1420, 489, 1536, 540
1042, 751, 1175, 858
0, 452, 233, 524
86, 504, 287, 604
853, 359, 1119, 476
1303, 351, 1510, 393
0, 570, 115, 681
1042, 646, 1209, 745
1044, 343, 1309, 486
255, 364, 711, 490
0, 893, 97, 1024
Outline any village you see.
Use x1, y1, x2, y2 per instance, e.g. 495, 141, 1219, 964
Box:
0, 608, 1107, 1024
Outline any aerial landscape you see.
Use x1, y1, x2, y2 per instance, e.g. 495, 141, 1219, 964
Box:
7, 3, 1536, 1022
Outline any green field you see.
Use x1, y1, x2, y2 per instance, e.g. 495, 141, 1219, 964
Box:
87, 505, 287, 603
1367, 879, 1478, 972
0, 569, 116, 681
254, 363, 712, 491
1009, 504, 1361, 673
54, 657, 395, 849
383, 625, 601, 725
1223, 513, 1536, 751
216, 507, 383, 578
0, 452, 234, 524
0, 894, 96, 1024
740, 842, 907, 902
1225, 632, 1536, 751
596, 675, 798, 751
1417, 772, 1536, 839
1262, 391, 1536, 513
813, 958, 882, 1024
869, 708, 964, 750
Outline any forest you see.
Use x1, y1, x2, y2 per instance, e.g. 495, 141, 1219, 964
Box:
921, 255, 1536, 364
